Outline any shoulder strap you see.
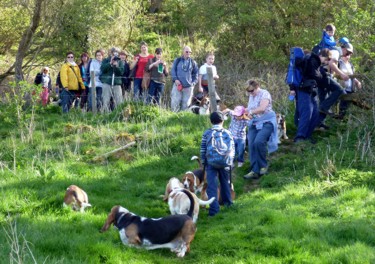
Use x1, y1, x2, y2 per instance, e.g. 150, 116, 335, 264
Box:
70, 65, 80, 81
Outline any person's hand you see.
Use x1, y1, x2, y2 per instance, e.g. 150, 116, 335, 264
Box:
175, 80, 181, 85
356, 79, 362, 89
198, 87, 203, 93
214, 74, 219, 80
290, 90, 296, 96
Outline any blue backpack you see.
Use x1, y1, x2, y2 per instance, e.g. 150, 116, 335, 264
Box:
285, 47, 306, 90
206, 128, 234, 168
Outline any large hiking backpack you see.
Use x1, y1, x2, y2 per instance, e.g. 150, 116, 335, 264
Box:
206, 128, 234, 168
285, 47, 306, 90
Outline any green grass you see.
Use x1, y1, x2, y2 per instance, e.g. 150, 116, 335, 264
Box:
0, 101, 375, 263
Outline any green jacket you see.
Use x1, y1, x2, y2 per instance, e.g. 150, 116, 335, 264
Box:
99, 57, 124, 85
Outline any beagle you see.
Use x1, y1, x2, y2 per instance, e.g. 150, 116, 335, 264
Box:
276, 113, 288, 144
63, 185, 91, 212
100, 205, 196, 258
168, 188, 215, 223
181, 156, 208, 201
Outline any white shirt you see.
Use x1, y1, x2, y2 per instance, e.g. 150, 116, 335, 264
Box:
199, 63, 217, 81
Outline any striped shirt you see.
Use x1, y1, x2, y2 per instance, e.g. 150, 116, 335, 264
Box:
228, 112, 248, 139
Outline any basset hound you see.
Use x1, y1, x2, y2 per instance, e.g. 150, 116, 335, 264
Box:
276, 113, 288, 144
188, 95, 210, 115
100, 205, 196, 258
181, 156, 208, 201
63, 185, 91, 212
163, 177, 184, 201
168, 187, 215, 223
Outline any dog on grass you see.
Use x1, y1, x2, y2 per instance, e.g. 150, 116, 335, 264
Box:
276, 113, 288, 144
100, 205, 196, 258
63, 185, 91, 212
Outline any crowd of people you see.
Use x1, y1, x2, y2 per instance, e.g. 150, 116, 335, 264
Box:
291, 24, 362, 144
34, 43, 223, 114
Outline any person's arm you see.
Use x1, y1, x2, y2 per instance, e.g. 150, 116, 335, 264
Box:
75, 66, 85, 89
247, 98, 270, 118
171, 58, 180, 85
198, 75, 203, 92
329, 60, 349, 81
200, 132, 208, 165
60, 65, 69, 90
191, 60, 199, 86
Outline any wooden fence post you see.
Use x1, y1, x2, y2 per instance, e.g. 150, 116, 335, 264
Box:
90, 71, 97, 114
207, 66, 217, 112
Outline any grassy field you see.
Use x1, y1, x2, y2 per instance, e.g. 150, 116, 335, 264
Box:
0, 97, 375, 264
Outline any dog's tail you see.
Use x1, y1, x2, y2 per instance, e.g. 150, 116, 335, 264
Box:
191, 156, 202, 169
198, 197, 215, 206
181, 189, 195, 219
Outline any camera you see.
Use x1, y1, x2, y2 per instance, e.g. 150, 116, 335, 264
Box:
113, 52, 121, 61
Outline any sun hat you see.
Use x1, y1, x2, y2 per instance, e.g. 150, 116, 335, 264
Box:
343, 43, 353, 53
233, 106, 245, 117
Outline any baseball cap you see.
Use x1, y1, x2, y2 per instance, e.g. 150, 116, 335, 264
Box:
233, 106, 245, 117
343, 43, 353, 53
210, 111, 224, 124
339, 37, 350, 45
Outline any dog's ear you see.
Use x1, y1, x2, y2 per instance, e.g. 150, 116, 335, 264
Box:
100, 206, 117, 232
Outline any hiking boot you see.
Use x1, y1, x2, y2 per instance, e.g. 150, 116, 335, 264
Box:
316, 123, 330, 131
260, 167, 268, 175
243, 171, 261, 180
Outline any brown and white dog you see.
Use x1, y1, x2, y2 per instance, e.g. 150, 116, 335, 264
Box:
168, 187, 215, 223
276, 113, 288, 144
63, 185, 91, 212
181, 156, 208, 201
100, 205, 196, 258
188, 95, 210, 115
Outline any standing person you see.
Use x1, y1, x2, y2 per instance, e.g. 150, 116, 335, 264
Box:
294, 49, 330, 142
198, 52, 220, 102
225, 106, 248, 168
100, 47, 124, 112
79, 52, 91, 110
146, 48, 169, 105
337, 43, 362, 118
170, 46, 199, 112
200, 111, 234, 217
129, 41, 154, 100
60, 51, 85, 113
89, 49, 104, 111
243, 80, 278, 180
34, 66, 52, 106
120, 51, 131, 101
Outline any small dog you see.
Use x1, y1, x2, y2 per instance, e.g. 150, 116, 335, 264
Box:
63, 185, 91, 212
100, 205, 196, 258
276, 113, 288, 144
168, 188, 215, 223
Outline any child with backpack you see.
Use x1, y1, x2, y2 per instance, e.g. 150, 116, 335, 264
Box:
200, 111, 234, 217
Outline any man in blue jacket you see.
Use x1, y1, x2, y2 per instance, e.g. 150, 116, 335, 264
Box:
170, 46, 199, 112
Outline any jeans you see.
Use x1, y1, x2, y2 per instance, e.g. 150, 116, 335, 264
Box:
60, 89, 76, 113
133, 78, 143, 101
170, 83, 194, 112
147, 80, 165, 105
205, 165, 233, 216
318, 77, 344, 112
234, 138, 246, 163
248, 122, 273, 174
295, 90, 319, 140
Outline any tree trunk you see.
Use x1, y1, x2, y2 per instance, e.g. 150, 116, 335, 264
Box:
14, 0, 44, 81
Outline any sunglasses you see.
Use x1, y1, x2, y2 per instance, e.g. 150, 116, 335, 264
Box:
247, 89, 255, 93
67, 56, 74, 58
185, 51, 192, 54
345, 52, 353, 57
